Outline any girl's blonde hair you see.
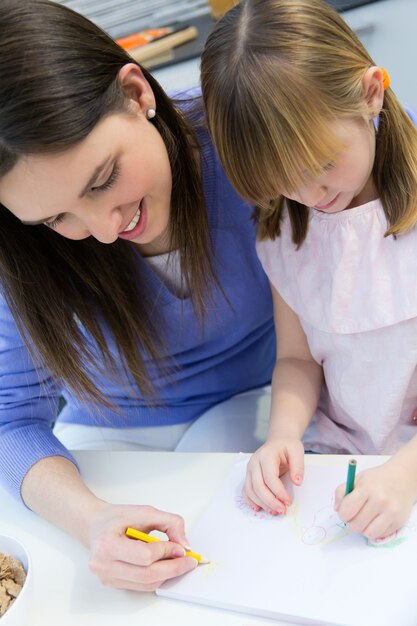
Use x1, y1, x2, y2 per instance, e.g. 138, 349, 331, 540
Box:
201, 0, 417, 245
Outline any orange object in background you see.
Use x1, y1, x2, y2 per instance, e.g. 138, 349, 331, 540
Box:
128, 25, 198, 65
116, 27, 173, 51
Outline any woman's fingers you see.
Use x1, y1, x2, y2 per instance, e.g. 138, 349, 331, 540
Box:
93, 554, 198, 591
118, 535, 186, 566
90, 532, 198, 590
128, 505, 189, 547
87, 503, 200, 591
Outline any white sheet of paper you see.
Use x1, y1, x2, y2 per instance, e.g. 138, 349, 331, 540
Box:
157, 454, 417, 626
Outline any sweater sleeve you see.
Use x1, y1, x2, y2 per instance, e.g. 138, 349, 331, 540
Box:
0, 293, 78, 502
405, 106, 417, 126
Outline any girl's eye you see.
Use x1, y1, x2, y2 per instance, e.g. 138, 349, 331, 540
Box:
92, 162, 120, 192
44, 214, 65, 229
322, 161, 335, 172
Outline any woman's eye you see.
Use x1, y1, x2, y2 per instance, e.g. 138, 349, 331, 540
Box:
92, 162, 120, 192
44, 214, 65, 229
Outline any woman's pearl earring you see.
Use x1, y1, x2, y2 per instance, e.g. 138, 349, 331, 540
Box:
146, 108, 156, 119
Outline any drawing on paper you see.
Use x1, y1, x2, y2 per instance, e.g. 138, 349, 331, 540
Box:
234, 484, 275, 521
158, 456, 417, 626
289, 501, 417, 549
286, 501, 349, 546
233, 469, 417, 549
199, 559, 222, 579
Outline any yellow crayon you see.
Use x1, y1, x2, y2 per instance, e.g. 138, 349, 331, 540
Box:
125, 527, 210, 564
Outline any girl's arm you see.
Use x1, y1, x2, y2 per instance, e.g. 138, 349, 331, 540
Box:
268, 284, 323, 441
243, 284, 323, 514
21, 456, 198, 590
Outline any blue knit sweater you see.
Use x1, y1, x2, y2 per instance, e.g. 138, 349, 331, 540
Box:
0, 128, 275, 500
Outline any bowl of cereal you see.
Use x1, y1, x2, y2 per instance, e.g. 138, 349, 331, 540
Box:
0, 535, 32, 625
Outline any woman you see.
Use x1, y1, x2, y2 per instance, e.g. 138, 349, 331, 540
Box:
0, 0, 274, 590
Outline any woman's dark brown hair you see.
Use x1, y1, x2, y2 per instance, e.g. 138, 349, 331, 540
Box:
0, 0, 216, 406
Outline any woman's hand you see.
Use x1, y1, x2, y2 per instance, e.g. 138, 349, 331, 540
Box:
334, 458, 417, 541
22, 457, 198, 591
243, 437, 305, 514
87, 503, 198, 591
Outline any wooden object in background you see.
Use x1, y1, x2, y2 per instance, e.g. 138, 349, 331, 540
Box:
208, 0, 239, 19
128, 25, 198, 64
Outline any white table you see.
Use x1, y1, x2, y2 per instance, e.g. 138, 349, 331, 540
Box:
0, 451, 293, 626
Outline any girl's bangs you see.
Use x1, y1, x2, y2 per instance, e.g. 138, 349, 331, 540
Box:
209, 68, 348, 207
234, 114, 346, 207
274, 118, 346, 196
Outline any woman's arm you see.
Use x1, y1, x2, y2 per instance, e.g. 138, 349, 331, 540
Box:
21, 456, 198, 590
1, 291, 197, 590
21, 456, 105, 546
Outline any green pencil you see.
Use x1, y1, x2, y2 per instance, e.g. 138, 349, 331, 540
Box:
345, 458, 357, 495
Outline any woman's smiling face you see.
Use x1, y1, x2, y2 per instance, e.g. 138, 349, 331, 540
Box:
0, 66, 173, 255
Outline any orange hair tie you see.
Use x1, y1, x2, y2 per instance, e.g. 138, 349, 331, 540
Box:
381, 67, 391, 90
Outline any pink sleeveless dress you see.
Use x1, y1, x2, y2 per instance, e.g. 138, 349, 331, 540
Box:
257, 200, 417, 454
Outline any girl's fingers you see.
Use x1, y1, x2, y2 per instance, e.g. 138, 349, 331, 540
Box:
242, 490, 261, 512
249, 463, 287, 513
261, 460, 291, 507
339, 494, 379, 534
243, 471, 270, 511
286, 445, 305, 486
334, 482, 353, 509
334, 484, 368, 521
362, 516, 397, 542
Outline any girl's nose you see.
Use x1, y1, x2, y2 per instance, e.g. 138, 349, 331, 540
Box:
297, 184, 328, 208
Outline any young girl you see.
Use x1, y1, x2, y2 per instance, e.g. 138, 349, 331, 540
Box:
201, 0, 417, 541
0, 0, 275, 590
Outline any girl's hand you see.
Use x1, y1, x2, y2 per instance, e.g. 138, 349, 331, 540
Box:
87, 503, 198, 591
334, 459, 417, 541
243, 437, 305, 514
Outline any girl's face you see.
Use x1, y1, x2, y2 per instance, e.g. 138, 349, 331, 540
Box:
284, 117, 377, 213
0, 102, 172, 256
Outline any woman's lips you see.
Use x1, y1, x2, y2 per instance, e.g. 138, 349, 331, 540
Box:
118, 200, 147, 240
120, 203, 141, 234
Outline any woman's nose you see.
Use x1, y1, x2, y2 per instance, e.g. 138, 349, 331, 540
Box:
83, 205, 123, 244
